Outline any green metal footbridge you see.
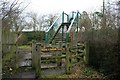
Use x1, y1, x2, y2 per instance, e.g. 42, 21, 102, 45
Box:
45, 11, 81, 45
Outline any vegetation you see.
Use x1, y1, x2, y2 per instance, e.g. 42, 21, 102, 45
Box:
16, 31, 45, 44
83, 27, 119, 75
78, 0, 120, 77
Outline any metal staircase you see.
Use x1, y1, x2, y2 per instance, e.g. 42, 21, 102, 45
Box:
45, 11, 81, 45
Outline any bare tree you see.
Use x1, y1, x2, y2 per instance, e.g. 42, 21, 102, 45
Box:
1, 0, 29, 44
80, 11, 92, 30
27, 13, 57, 31
27, 12, 38, 31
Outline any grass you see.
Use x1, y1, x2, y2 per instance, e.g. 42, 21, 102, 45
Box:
83, 67, 93, 76
2, 52, 17, 75
3, 45, 31, 63
2, 52, 16, 63
18, 45, 31, 50
2, 45, 32, 75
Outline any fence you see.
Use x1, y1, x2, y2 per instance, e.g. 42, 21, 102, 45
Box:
2, 41, 89, 78
32, 42, 88, 78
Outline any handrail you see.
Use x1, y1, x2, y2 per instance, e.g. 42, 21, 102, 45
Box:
64, 13, 69, 16
45, 11, 81, 44
77, 11, 81, 15
46, 11, 80, 33
46, 12, 69, 33
46, 14, 62, 32
67, 11, 78, 33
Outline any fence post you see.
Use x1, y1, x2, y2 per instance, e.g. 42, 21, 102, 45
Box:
15, 43, 18, 68
35, 43, 41, 78
77, 42, 80, 62
32, 41, 36, 69
57, 41, 62, 67
66, 43, 70, 74
84, 41, 89, 65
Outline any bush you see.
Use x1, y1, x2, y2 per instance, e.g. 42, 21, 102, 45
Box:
82, 27, 119, 75
17, 34, 28, 44
17, 31, 45, 44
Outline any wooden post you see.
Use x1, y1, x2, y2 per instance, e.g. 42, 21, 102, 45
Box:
77, 42, 80, 62
84, 42, 89, 65
57, 41, 62, 67
35, 43, 41, 78
12, 44, 16, 68
15, 43, 18, 68
32, 41, 36, 68
66, 43, 70, 74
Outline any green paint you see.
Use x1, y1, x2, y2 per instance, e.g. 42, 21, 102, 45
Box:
62, 11, 64, 23
66, 32, 69, 43
67, 15, 69, 22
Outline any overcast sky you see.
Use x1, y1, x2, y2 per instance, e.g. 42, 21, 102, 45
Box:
24, 0, 106, 15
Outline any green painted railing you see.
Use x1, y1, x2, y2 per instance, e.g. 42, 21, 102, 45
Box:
45, 11, 81, 45
45, 12, 69, 44
45, 13, 62, 44
66, 11, 81, 43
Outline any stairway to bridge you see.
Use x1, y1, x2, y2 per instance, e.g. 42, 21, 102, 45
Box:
45, 11, 81, 45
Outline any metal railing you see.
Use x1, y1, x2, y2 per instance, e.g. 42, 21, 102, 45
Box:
45, 11, 81, 44
66, 11, 81, 43
45, 12, 69, 44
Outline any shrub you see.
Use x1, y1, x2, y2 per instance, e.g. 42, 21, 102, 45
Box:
82, 27, 119, 74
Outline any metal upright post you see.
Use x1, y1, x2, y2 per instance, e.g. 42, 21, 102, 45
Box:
62, 12, 64, 43
62, 11, 64, 23
72, 11, 74, 18
66, 32, 69, 43
76, 12, 79, 43
76, 12, 79, 33
67, 15, 69, 22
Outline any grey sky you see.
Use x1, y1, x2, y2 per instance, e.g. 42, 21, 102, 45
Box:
25, 0, 105, 14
